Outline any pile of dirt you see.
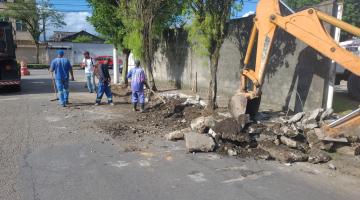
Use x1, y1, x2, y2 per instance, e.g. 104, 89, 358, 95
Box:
97, 97, 205, 149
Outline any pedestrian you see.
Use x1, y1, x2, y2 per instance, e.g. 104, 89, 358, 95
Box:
50, 50, 75, 107
82, 51, 96, 93
95, 58, 114, 106
127, 60, 147, 112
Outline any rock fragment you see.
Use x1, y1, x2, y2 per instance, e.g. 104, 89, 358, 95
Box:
190, 116, 216, 133
280, 136, 298, 148
335, 145, 360, 156
165, 128, 191, 141
185, 132, 215, 153
308, 149, 331, 164
287, 112, 305, 123
258, 141, 308, 162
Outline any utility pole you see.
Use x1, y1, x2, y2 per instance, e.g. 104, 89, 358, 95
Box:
113, 47, 119, 84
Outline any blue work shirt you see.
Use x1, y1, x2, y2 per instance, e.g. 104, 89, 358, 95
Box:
127, 67, 146, 91
50, 57, 72, 80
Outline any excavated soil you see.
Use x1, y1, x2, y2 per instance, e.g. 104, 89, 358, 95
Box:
97, 97, 204, 150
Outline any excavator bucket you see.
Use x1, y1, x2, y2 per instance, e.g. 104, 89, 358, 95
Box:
229, 93, 261, 118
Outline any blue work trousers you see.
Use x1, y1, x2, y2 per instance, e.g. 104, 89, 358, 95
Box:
96, 81, 113, 103
132, 90, 145, 104
55, 79, 69, 106
86, 73, 96, 92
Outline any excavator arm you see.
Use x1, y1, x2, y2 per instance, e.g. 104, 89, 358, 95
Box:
229, 0, 360, 136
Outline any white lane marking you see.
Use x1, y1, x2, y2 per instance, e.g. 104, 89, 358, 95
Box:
0, 97, 20, 101
31, 81, 45, 84
188, 172, 207, 183
111, 161, 130, 168
45, 116, 62, 122
216, 166, 249, 171
138, 160, 151, 167
222, 171, 273, 184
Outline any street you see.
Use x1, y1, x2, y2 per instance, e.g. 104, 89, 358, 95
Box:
1, 69, 360, 200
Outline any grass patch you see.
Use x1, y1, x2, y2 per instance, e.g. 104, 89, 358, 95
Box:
333, 91, 359, 115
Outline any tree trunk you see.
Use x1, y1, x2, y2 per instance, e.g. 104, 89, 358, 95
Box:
35, 42, 40, 64
206, 45, 221, 111
142, 22, 157, 91
121, 49, 130, 85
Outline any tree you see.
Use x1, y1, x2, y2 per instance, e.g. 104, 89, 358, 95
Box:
126, 0, 186, 91
1, 0, 65, 63
185, 0, 243, 110
88, 0, 132, 85
38, 0, 66, 42
284, 0, 360, 40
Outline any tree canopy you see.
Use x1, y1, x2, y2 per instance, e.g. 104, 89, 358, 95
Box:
1, 0, 65, 63
185, 0, 243, 110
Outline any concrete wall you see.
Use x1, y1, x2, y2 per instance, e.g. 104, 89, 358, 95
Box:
47, 42, 115, 65
16, 45, 47, 64
152, 2, 336, 113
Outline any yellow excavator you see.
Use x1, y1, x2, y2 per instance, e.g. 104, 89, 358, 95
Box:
229, 0, 360, 136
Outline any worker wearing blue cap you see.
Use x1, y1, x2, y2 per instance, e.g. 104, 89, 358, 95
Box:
50, 50, 75, 107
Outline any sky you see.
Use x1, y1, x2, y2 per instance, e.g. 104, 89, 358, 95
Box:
44, 0, 95, 39
44, 0, 259, 39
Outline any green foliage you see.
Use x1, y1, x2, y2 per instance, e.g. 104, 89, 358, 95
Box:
71, 35, 94, 43
186, 1, 243, 57
87, 0, 125, 48
1, 0, 65, 42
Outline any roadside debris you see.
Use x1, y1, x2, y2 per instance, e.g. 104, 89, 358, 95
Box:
162, 100, 360, 164
185, 132, 215, 153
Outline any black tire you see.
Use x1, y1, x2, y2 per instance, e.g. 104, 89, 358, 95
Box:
347, 74, 360, 101
12, 85, 21, 92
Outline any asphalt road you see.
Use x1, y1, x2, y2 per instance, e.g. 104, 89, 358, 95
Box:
1, 69, 360, 200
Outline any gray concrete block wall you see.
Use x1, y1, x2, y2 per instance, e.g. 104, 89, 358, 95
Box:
152, 2, 336, 113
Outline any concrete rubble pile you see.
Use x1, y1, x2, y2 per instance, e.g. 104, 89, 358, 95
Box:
165, 107, 360, 164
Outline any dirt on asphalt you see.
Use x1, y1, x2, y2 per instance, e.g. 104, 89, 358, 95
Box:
97, 96, 204, 151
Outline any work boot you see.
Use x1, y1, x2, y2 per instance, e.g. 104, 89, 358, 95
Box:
133, 103, 138, 111
140, 104, 145, 113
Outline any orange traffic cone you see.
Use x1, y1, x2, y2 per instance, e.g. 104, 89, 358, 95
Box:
20, 60, 30, 76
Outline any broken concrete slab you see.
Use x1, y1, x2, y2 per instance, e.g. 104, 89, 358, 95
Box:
280, 136, 298, 148
302, 108, 323, 124
165, 128, 191, 141
227, 149, 238, 156
185, 132, 215, 153
257, 132, 278, 142
308, 148, 331, 164
190, 116, 216, 133
305, 129, 333, 151
213, 117, 250, 143
287, 112, 305, 124
258, 141, 308, 163
303, 119, 319, 129
336, 145, 360, 156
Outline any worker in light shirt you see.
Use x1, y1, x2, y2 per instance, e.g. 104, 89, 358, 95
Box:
82, 51, 96, 93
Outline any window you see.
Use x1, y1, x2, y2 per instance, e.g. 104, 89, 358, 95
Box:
16, 20, 27, 31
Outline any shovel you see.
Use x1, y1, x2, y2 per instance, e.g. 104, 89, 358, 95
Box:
50, 72, 59, 101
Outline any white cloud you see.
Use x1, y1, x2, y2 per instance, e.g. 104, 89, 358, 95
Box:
242, 11, 255, 17
45, 12, 97, 40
